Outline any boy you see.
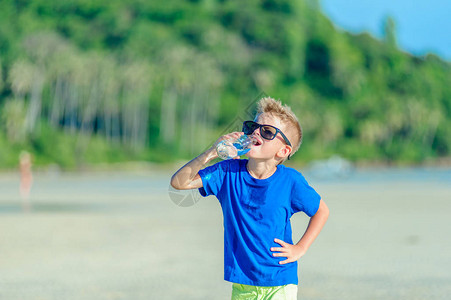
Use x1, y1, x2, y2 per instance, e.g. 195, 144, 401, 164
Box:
171, 97, 329, 299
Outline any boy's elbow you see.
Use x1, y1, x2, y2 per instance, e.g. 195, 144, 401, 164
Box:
170, 175, 182, 190
170, 173, 201, 190
323, 205, 330, 220
319, 199, 330, 219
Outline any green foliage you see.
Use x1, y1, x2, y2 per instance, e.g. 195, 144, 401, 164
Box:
0, 0, 450, 169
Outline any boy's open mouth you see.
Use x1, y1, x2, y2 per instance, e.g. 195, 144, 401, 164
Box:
252, 138, 262, 146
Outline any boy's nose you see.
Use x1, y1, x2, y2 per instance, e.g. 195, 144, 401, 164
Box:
250, 130, 263, 143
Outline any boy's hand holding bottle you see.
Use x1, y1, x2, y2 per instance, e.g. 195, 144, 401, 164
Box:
214, 133, 256, 160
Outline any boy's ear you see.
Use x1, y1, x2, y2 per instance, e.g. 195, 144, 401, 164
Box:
277, 145, 292, 159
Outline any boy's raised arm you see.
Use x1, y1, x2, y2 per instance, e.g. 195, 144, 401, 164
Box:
170, 148, 217, 190
170, 132, 243, 190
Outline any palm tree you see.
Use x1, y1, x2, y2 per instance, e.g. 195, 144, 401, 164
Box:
0, 98, 27, 143
120, 60, 152, 150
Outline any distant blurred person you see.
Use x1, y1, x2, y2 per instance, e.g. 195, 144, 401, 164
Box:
19, 151, 33, 212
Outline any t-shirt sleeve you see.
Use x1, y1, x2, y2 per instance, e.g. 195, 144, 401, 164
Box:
198, 160, 229, 197
291, 173, 321, 217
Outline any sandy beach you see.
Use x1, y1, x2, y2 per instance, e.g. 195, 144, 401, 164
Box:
0, 168, 450, 300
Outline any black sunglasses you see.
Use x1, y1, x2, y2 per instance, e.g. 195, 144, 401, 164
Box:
242, 121, 292, 147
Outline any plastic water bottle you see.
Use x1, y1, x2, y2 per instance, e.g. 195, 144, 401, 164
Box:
216, 135, 256, 160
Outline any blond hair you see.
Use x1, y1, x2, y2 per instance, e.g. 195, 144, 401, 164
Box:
256, 97, 302, 158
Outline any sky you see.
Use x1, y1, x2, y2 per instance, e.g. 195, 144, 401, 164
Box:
320, 0, 451, 61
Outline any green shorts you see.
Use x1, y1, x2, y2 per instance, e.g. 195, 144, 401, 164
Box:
231, 283, 298, 300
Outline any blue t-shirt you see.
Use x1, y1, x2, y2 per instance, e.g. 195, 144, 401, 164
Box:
198, 159, 321, 287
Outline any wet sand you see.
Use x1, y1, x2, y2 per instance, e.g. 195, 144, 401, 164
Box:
0, 168, 450, 299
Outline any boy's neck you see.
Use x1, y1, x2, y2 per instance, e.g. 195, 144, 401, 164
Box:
246, 159, 278, 179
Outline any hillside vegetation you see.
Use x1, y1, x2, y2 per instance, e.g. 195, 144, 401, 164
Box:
0, 0, 450, 168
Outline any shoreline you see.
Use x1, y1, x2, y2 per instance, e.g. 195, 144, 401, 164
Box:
1, 157, 451, 175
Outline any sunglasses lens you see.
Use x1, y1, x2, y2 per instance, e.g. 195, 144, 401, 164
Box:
261, 126, 277, 139
243, 121, 257, 134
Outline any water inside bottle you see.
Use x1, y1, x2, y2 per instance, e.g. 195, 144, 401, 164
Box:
216, 135, 255, 160
233, 143, 251, 156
